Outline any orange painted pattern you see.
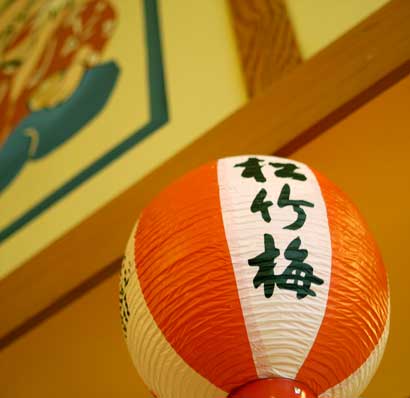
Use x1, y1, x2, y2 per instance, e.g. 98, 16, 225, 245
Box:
0, 0, 116, 144
297, 169, 389, 394
135, 161, 258, 392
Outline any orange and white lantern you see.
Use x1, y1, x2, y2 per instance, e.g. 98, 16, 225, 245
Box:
119, 155, 390, 398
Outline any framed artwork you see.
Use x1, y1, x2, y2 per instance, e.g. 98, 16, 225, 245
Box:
0, 0, 245, 277
0, 0, 166, 271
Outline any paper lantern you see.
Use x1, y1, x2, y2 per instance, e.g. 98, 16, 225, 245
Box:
119, 155, 389, 398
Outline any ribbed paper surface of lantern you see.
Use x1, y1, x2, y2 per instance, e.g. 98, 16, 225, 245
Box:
119, 155, 389, 398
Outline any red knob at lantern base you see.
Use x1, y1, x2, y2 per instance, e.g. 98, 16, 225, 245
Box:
226, 378, 317, 398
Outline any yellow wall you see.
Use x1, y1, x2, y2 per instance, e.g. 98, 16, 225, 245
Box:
1, 75, 409, 398
285, 0, 389, 58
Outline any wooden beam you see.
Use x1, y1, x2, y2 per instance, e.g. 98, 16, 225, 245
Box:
228, 0, 302, 96
1, 0, 409, 349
